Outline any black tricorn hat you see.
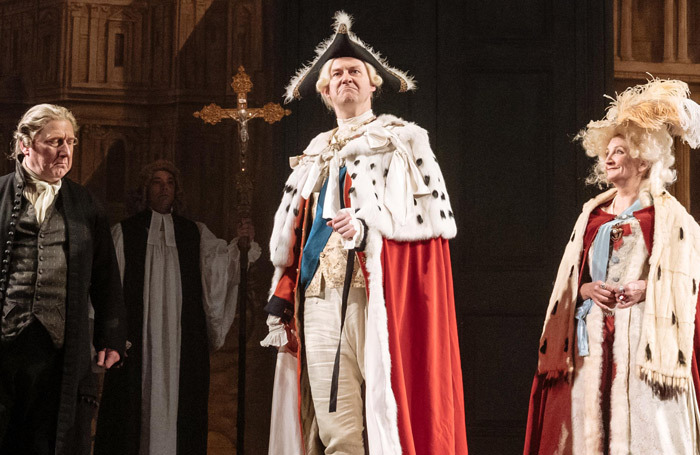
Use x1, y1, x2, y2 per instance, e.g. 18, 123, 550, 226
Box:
283, 11, 416, 103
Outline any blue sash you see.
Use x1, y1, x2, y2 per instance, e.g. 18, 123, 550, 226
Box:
575, 199, 642, 356
299, 166, 347, 293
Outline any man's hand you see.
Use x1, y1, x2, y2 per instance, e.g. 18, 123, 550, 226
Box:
580, 281, 616, 312
237, 218, 255, 241
283, 324, 299, 355
327, 211, 356, 240
615, 280, 647, 309
96, 348, 120, 369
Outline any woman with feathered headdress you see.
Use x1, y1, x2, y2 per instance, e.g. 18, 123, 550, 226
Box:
524, 79, 700, 454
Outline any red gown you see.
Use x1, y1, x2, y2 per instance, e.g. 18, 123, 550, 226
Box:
523, 205, 700, 454
270, 173, 468, 454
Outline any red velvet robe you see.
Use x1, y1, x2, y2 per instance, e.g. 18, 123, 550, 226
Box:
383, 238, 468, 454
523, 205, 700, 454
270, 173, 468, 454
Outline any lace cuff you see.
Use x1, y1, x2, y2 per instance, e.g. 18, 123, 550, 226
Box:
260, 315, 289, 347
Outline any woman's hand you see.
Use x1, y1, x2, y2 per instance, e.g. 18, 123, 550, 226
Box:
580, 281, 616, 312
614, 280, 647, 309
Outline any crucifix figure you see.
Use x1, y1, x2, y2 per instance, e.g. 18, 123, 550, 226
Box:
194, 66, 290, 455
195, 65, 290, 217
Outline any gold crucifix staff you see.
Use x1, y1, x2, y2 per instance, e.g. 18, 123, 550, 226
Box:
194, 65, 290, 455
194, 65, 291, 217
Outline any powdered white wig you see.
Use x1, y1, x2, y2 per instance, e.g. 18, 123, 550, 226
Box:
315, 58, 383, 110
581, 124, 675, 195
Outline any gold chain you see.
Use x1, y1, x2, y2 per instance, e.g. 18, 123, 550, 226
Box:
328, 116, 376, 152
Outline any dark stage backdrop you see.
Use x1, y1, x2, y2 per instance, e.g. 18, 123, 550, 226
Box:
277, 1, 613, 453
0, 1, 612, 453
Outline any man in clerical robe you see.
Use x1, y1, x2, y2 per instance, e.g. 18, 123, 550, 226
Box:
95, 159, 259, 455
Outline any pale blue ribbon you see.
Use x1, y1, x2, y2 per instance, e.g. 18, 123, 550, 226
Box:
576, 199, 643, 356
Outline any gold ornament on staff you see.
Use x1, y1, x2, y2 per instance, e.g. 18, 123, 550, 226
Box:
193, 65, 290, 455
194, 65, 290, 171
194, 64, 290, 222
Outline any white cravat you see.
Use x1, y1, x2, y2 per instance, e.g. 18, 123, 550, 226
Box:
336, 109, 375, 136
299, 108, 430, 228
301, 110, 375, 220
22, 163, 61, 223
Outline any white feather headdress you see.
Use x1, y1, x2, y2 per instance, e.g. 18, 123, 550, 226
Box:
580, 78, 700, 154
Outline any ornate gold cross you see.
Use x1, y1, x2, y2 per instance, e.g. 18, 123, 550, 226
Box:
194, 65, 290, 217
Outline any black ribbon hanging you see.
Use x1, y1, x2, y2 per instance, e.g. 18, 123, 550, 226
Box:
329, 248, 356, 413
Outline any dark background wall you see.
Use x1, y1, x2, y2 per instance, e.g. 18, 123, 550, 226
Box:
0, 1, 613, 453
280, 2, 611, 453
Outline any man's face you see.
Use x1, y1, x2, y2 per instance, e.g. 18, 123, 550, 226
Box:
323, 57, 376, 115
147, 170, 176, 214
21, 119, 75, 183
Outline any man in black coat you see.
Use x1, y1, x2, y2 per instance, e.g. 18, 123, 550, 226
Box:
0, 104, 126, 455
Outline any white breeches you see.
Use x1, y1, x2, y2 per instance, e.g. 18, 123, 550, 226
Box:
304, 286, 367, 455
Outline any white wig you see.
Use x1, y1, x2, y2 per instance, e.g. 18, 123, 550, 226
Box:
581, 124, 676, 195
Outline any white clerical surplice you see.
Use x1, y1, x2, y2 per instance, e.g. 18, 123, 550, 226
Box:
111, 211, 260, 455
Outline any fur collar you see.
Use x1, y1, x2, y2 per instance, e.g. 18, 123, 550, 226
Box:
538, 188, 700, 394
270, 114, 456, 271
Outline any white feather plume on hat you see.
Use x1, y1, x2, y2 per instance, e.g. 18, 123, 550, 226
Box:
581, 78, 700, 155
283, 11, 416, 104
677, 97, 700, 148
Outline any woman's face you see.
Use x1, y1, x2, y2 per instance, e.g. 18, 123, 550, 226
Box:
604, 136, 647, 190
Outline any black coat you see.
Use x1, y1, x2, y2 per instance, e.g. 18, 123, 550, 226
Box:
0, 168, 127, 455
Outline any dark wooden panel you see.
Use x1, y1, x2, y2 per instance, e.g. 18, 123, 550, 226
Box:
449, 71, 553, 267
462, 316, 543, 420
466, 0, 551, 40
460, 315, 544, 452
438, 1, 612, 453
693, 151, 700, 220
